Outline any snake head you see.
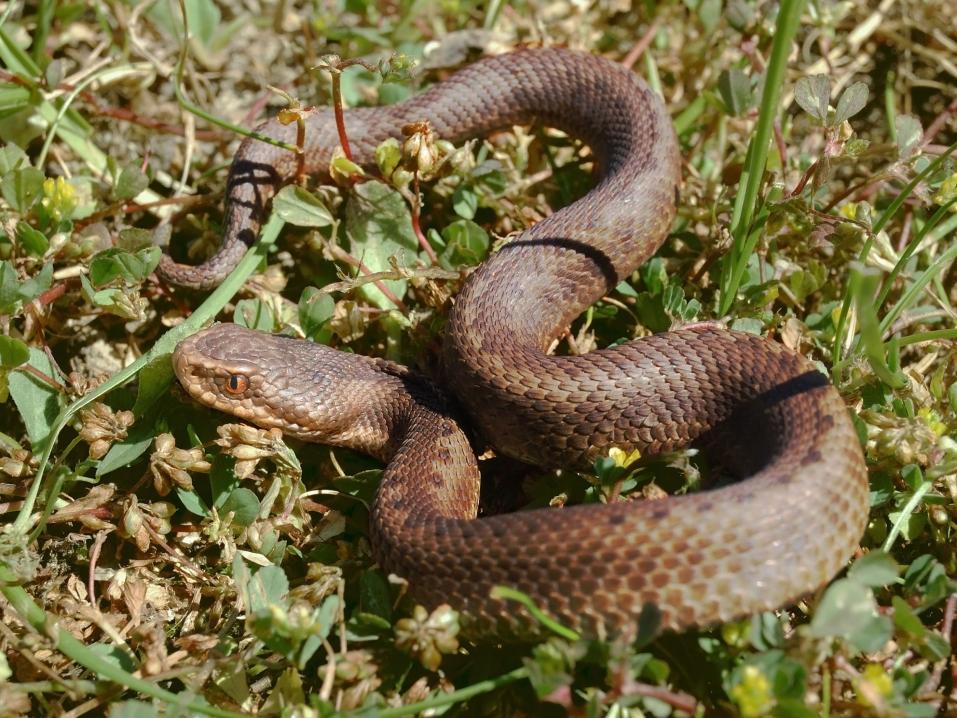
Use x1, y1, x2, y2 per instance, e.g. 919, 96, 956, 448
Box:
172, 323, 406, 456
173, 324, 277, 426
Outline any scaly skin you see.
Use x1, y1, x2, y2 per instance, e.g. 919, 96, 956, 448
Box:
170, 49, 869, 640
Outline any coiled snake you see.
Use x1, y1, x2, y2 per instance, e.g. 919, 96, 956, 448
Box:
168, 48, 869, 639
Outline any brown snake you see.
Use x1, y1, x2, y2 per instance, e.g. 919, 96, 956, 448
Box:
169, 48, 870, 639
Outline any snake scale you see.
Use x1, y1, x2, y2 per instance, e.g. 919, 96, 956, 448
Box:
168, 48, 870, 639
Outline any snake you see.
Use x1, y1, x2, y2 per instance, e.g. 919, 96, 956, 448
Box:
168, 48, 870, 640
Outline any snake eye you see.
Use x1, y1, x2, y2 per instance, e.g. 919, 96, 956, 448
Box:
224, 373, 249, 395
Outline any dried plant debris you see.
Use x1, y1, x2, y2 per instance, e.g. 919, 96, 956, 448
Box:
0, 0, 955, 716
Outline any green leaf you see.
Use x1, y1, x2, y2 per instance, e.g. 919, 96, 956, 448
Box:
273, 185, 334, 227
87, 641, 137, 672
641, 257, 668, 296
359, 570, 392, 622
185, 0, 221, 46
0, 335, 29, 403
113, 165, 149, 201
331, 154, 365, 181
634, 602, 662, 649
89, 246, 161, 287
234, 298, 276, 332
116, 227, 157, 252
298, 287, 335, 343
245, 563, 289, 613
835, 81, 868, 124
473, 160, 507, 193
451, 185, 478, 219
17, 262, 53, 305
221, 487, 261, 527
697, 0, 722, 33
16, 221, 48, 256
634, 293, 670, 333
375, 137, 402, 176
0, 261, 24, 315
0, 144, 28, 174
439, 219, 489, 269
97, 418, 155, 477
848, 551, 899, 587
794, 74, 830, 123
718, 67, 753, 116
0, 84, 31, 119
895, 115, 922, 159
1, 166, 44, 213
891, 595, 926, 635
887, 508, 926, 542
8, 346, 64, 451
176, 487, 211, 517
0, 335, 30, 368
809, 578, 892, 651
345, 180, 419, 308
892, 596, 951, 661
725, 0, 755, 31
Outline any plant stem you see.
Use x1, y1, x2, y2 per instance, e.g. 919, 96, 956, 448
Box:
718, 0, 807, 315
331, 70, 353, 161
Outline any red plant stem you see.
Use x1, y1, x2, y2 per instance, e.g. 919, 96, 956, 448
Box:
15, 365, 65, 392
410, 174, 438, 264
331, 72, 352, 161
36, 282, 69, 306
620, 19, 660, 69
774, 119, 788, 171
295, 114, 307, 185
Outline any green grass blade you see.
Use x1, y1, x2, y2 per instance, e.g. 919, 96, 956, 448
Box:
718, 0, 807, 315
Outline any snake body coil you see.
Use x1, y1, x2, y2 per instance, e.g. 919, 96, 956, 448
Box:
171, 49, 869, 639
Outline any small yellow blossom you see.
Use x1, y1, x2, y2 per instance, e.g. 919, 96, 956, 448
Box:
720, 618, 751, 648
917, 407, 947, 437
730, 665, 774, 717
839, 202, 858, 219
608, 447, 641, 468
41, 176, 77, 223
855, 663, 893, 708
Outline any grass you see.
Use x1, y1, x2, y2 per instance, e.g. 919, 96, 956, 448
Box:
0, 0, 955, 716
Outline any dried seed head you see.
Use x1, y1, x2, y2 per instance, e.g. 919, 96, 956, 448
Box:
394, 604, 460, 671
401, 121, 446, 178
79, 403, 134, 460
150, 433, 210, 495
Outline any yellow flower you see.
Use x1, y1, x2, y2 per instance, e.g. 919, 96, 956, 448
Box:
730, 665, 773, 717
720, 618, 751, 648
608, 447, 641, 468
917, 407, 947, 437
839, 202, 858, 219
41, 176, 77, 223
855, 663, 893, 708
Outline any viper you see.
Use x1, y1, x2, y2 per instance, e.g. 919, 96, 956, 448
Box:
168, 48, 869, 639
